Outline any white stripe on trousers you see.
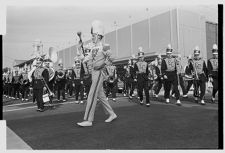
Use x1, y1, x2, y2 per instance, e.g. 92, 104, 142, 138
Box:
84, 70, 115, 122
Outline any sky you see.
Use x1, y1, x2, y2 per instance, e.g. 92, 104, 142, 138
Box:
2, 0, 219, 68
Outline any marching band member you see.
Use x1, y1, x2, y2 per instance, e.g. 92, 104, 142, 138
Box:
3, 72, 7, 97
73, 55, 85, 104
161, 44, 181, 105
124, 55, 137, 99
207, 44, 218, 103
183, 55, 194, 95
8, 70, 13, 99
30, 57, 49, 112
77, 20, 117, 127
43, 59, 56, 95
66, 68, 75, 98
55, 59, 67, 102
134, 47, 150, 107
148, 60, 158, 96
153, 54, 163, 98
189, 46, 208, 105
12, 70, 20, 100
4, 71, 9, 98
19, 68, 30, 101
171, 55, 188, 98
105, 63, 117, 101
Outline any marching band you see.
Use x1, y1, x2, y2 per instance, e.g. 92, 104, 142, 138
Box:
2, 20, 219, 121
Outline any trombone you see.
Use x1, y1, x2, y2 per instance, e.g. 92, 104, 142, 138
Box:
190, 59, 200, 97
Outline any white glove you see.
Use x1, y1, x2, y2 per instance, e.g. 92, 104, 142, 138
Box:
163, 75, 168, 79
43, 87, 47, 92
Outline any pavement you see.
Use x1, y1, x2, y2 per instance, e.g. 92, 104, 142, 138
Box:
3, 91, 219, 150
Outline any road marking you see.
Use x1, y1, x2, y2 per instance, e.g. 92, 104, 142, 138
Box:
3, 101, 81, 112
3, 106, 37, 112
5, 102, 33, 107
3, 96, 217, 112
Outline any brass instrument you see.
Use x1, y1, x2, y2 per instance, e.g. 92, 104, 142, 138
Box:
48, 67, 55, 81
108, 76, 115, 83
57, 69, 65, 79
191, 59, 199, 81
41, 76, 54, 103
190, 59, 200, 97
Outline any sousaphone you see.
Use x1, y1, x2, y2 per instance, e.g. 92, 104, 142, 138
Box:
48, 47, 58, 81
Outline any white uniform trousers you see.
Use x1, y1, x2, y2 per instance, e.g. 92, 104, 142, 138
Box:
84, 69, 115, 122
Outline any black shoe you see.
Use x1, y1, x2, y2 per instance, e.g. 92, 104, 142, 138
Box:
36, 108, 41, 111
39, 108, 44, 112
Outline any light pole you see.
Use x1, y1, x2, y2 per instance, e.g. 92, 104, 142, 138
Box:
129, 15, 133, 55
146, 8, 151, 52
114, 21, 118, 58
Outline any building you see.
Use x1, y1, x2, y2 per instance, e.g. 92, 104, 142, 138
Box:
56, 8, 218, 70
13, 8, 218, 74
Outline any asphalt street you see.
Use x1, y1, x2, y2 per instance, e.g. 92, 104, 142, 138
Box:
3, 92, 219, 149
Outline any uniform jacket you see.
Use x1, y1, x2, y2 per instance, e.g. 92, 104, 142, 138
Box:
134, 60, 149, 81
207, 57, 218, 79
31, 67, 49, 89
55, 68, 66, 85
73, 64, 85, 84
189, 58, 208, 82
161, 57, 178, 81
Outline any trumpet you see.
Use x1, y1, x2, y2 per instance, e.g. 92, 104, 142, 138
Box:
108, 76, 115, 83
57, 70, 65, 80
41, 76, 54, 97
190, 59, 200, 97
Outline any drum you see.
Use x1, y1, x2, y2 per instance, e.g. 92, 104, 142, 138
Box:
43, 93, 50, 103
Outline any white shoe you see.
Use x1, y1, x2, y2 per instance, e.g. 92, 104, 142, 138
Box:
146, 103, 150, 107
105, 114, 117, 123
80, 101, 83, 104
140, 100, 144, 105
123, 94, 126, 97
106, 97, 109, 101
129, 96, 133, 99
176, 100, 181, 106
112, 98, 116, 101
75, 101, 79, 104
22, 98, 24, 101
166, 98, 170, 103
183, 94, 188, 98
171, 94, 175, 98
77, 121, 92, 127
200, 100, 206, 105
25, 99, 29, 101
211, 97, 215, 103
154, 94, 158, 98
